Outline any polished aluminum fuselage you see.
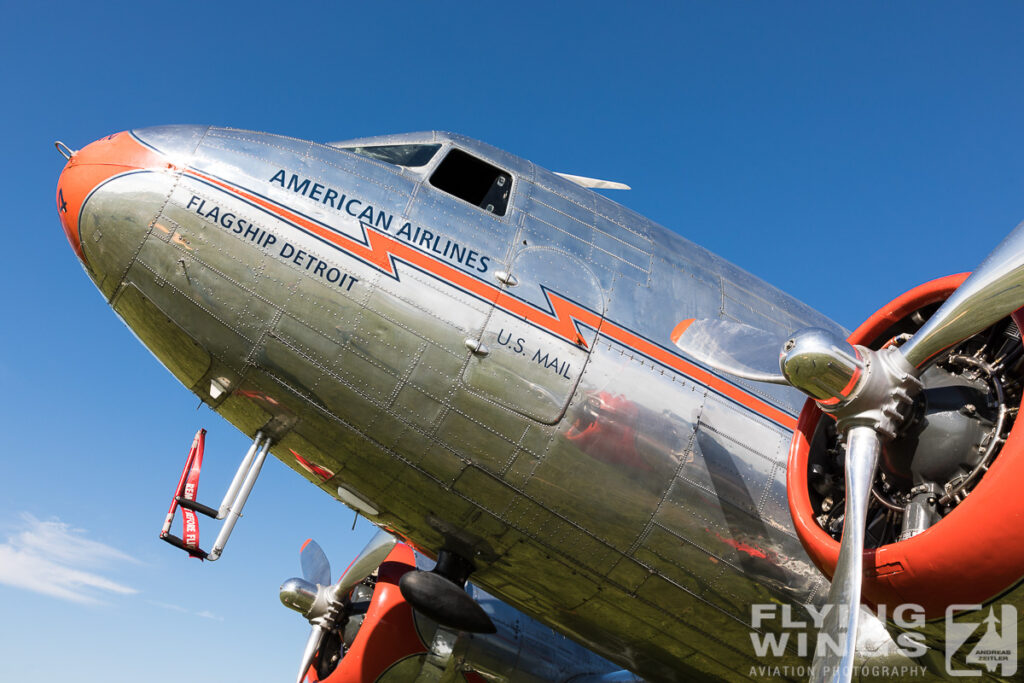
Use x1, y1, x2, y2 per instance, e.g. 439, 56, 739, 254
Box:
424, 575, 640, 682
73, 126, 849, 682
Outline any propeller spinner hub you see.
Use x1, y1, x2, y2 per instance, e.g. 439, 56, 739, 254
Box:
280, 577, 320, 617
780, 328, 866, 406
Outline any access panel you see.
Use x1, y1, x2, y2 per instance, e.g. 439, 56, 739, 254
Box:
462, 247, 605, 424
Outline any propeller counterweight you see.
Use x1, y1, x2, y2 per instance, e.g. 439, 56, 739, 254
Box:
280, 577, 319, 617
779, 329, 865, 405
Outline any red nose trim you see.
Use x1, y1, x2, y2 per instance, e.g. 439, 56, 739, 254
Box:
56, 131, 168, 264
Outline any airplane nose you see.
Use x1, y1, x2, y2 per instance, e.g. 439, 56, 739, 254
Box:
55, 131, 171, 265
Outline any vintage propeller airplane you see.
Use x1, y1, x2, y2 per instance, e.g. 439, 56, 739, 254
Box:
54, 126, 1024, 682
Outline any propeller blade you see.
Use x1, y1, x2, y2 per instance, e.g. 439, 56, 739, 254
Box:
399, 570, 497, 633
810, 426, 881, 683
899, 220, 1024, 368
300, 539, 331, 586
295, 625, 325, 683
671, 318, 790, 384
331, 529, 397, 601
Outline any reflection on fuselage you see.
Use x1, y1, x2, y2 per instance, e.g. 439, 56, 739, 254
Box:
56, 126, 848, 681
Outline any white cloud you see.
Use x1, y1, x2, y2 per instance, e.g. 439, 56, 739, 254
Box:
148, 599, 190, 613
195, 609, 224, 622
149, 600, 223, 621
0, 513, 138, 604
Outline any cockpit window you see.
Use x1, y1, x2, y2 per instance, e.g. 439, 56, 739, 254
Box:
343, 144, 441, 168
429, 149, 512, 216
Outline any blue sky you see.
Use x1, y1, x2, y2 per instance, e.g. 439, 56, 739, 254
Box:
3, 2, 1024, 680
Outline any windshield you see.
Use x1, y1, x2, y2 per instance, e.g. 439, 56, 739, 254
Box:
343, 144, 441, 168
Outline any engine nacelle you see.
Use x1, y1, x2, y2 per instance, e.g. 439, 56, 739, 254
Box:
304, 544, 637, 683
303, 543, 425, 682
788, 274, 1024, 622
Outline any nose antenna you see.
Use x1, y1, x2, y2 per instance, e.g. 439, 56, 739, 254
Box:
54, 141, 76, 160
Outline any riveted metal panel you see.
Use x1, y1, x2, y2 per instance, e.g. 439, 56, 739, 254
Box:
111, 284, 211, 389
463, 247, 604, 424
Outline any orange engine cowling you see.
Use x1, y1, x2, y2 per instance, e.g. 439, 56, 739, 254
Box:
308, 544, 430, 683
296, 542, 626, 683
788, 274, 1024, 619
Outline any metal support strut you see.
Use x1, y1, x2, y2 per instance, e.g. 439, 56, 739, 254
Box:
160, 430, 271, 561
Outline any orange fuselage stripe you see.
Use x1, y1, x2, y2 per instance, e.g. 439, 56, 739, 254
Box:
185, 169, 798, 431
